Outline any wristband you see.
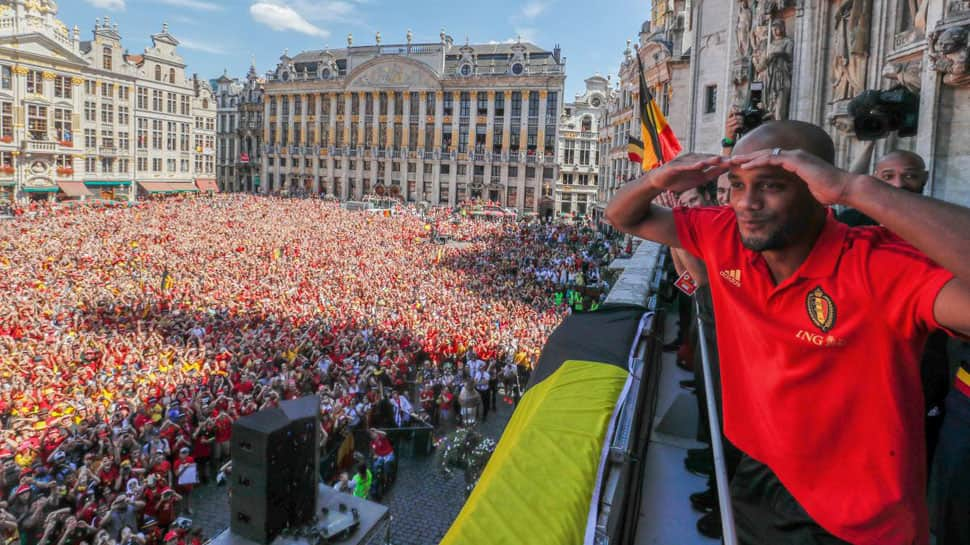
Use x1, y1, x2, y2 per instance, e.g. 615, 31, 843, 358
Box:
721, 137, 735, 148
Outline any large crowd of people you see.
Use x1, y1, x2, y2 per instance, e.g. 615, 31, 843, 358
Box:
0, 195, 617, 545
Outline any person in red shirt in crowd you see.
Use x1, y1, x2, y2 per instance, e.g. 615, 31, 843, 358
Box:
212, 411, 233, 468
605, 120, 970, 545
172, 447, 196, 515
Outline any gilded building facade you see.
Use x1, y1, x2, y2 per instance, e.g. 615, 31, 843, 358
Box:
0, 0, 216, 202
262, 32, 565, 211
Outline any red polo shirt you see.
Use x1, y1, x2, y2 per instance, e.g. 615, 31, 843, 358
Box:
674, 206, 953, 545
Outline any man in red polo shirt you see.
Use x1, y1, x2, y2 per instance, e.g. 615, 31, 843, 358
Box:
605, 120, 970, 545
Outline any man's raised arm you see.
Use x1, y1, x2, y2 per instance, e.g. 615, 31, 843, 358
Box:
604, 154, 729, 247
732, 149, 970, 337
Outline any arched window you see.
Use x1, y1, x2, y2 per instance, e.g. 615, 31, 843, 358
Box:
154, 65, 161, 81
202, 99, 208, 109
581, 116, 592, 132
169, 68, 175, 83
102, 46, 113, 70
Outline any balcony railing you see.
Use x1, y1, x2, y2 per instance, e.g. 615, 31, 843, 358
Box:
22, 140, 57, 154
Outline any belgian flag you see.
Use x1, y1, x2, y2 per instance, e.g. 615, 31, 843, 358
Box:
629, 57, 681, 170
441, 306, 651, 545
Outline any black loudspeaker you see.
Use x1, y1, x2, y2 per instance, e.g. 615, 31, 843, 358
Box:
280, 397, 320, 524
229, 397, 320, 544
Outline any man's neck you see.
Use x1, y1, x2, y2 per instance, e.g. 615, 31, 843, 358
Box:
760, 212, 827, 285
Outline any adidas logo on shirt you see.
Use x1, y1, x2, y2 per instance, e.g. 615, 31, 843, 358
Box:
720, 269, 742, 287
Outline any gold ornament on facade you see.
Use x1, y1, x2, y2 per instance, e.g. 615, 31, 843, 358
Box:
71, 76, 83, 86
539, 90, 548, 98
42, 72, 56, 80
12, 66, 29, 76
418, 91, 427, 99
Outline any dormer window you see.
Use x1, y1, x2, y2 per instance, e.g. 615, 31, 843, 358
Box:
103, 47, 112, 71
154, 65, 161, 81
459, 63, 473, 77
169, 68, 176, 83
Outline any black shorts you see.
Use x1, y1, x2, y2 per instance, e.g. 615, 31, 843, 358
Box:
730, 455, 851, 545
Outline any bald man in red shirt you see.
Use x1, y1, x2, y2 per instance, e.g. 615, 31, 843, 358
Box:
605, 121, 970, 545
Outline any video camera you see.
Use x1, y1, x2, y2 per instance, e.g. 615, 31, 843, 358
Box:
737, 82, 767, 137
847, 86, 920, 141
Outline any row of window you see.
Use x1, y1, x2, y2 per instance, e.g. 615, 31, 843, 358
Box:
268, 90, 558, 120
265, 174, 537, 207
134, 88, 192, 115
266, 157, 554, 179
0, 67, 76, 99
271, 119, 558, 154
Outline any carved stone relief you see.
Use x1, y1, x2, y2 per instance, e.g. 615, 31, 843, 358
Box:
928, 24, 970, 86
348, 60, 440, 90
731, 1, 794, 119
881, 59, 923, 93
831, 0, 872, 102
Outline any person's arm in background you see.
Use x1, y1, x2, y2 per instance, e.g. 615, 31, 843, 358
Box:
721, 110, 743, 157
604, 154, 729, 245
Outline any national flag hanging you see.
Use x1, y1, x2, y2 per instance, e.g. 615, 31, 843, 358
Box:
627, 136, 644, 164
632, 57, 681, 170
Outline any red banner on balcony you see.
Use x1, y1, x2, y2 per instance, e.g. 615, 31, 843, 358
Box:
240, 153, 249, 163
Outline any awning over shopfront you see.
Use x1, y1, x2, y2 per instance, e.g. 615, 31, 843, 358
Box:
195, 178, 219, 192
22, 186, 58, 193
58, 181, 94, 197
138, 181, 199, 194
84, 180, 132, 187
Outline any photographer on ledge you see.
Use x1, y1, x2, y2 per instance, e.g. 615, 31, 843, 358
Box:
605, 120, 970, 545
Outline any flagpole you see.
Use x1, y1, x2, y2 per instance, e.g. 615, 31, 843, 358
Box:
695, 299, 738, 545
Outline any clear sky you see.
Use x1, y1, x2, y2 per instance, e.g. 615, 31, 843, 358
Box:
60, 0, 650, 101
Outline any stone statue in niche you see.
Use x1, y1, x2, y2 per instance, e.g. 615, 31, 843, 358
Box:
831, 0, 872, 101
753, 19, 793, 120
911, 0, 930, 33
737, 0, 753, 57
928, 25, 970, 87
882, 59, 923, 93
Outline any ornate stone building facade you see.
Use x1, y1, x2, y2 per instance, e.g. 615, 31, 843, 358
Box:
555, 75, 608, 217
596, 0, 970, 214
706, 0, 969, 205
262, 32, 565, 211
214, 63, 264, 193
0, 0, 216, 202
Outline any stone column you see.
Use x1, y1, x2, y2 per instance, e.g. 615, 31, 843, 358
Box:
261, 94, 271, 194
356, 91, 366, 149
501, 90, 512, 153
368, 91, 377, 149
401, 91, 411, 149
342, 93, 352, 149
385, 91, 395, 153
432, 91, 444, 204
537, 89, 548, 158
468, 91, 478, 154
